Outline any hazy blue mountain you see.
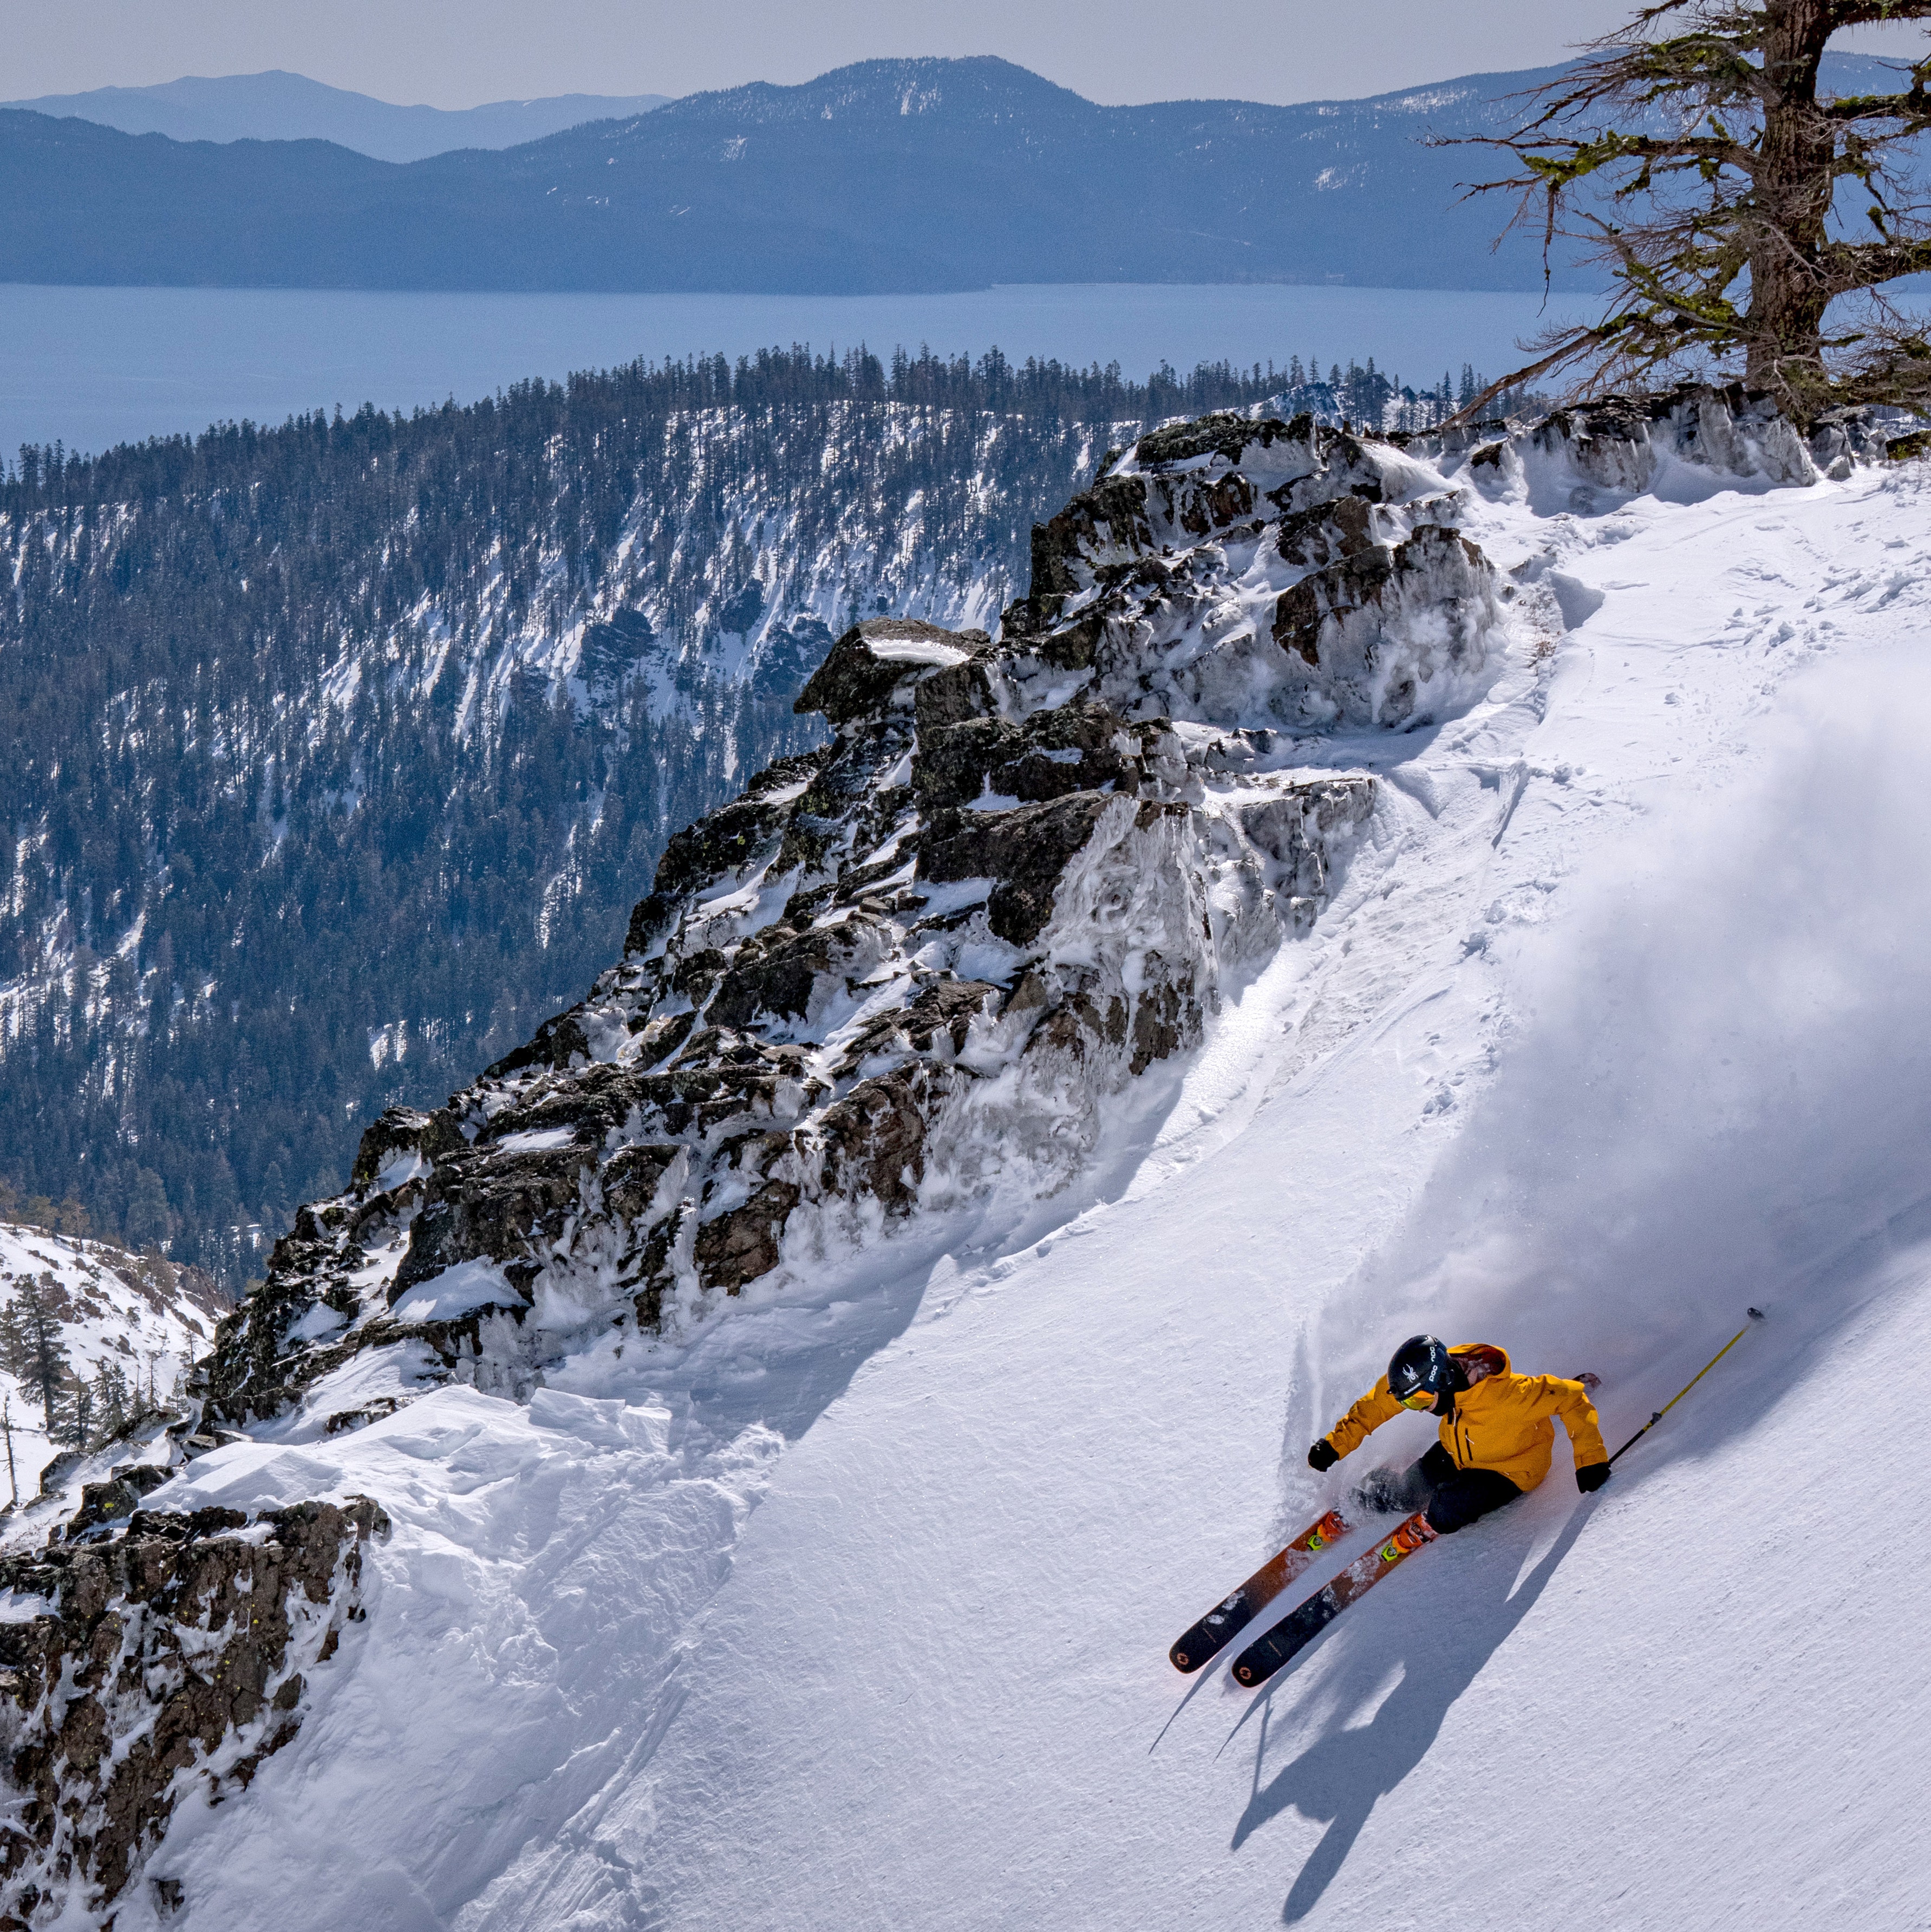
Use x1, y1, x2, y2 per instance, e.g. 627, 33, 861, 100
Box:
0, 51, 1906, 297
0, 69, 669, 162
0, 56, 1593, 292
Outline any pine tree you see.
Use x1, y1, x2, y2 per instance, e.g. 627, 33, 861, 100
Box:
64, 1374, 94, 1452
259, 1161, 291, 1234
89, 1361, 131, 1444
0, 1299, 28, 1383
1457, 0, 1931, 424
12, 1280, 70, 1435
125, 1170, 172, 1250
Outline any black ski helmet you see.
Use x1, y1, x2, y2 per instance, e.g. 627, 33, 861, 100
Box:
1387, 1334, 1456, 1403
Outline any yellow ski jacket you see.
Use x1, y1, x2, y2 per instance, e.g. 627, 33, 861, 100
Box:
1322, 1343, 1608, 1492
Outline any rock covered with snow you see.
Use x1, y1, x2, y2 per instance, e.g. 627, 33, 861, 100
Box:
1011, 411, 1506, 731
1413, 380, 1904, 510
0, 1493, 384, 1920
193, 407, 1563, 1421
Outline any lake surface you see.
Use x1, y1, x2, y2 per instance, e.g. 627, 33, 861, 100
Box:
0, 282, 1603, 460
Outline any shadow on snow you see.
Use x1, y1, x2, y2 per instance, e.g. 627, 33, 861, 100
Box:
1229, 1498, 1594, 1924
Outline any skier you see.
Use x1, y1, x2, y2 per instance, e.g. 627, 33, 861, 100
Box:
1306, 1335, 1612, 1534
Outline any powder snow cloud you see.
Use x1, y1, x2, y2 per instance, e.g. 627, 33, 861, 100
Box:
1341, 639, 1931, 1436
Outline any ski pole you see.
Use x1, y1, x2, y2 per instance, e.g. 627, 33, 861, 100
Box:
1607, 1307, 1765, 1466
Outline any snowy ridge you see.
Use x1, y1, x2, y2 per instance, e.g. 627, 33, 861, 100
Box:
11, 392, 1931, 1926
0, 1224, 221, 1501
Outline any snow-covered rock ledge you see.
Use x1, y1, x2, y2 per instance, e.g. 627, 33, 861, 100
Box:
0, 1493, 384, 1921
1405, 378, 1900, 506
194, 407, 1543, 1426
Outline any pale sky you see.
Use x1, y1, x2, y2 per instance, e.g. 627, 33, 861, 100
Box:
0, 0, 1670, 108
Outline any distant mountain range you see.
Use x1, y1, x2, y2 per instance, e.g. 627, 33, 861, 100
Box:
0, 70, 669, 163
0, 56, 1591, 292
0, 53, 1907, 295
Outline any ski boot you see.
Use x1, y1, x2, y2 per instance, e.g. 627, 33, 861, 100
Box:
1349, 1465, 1421, 1515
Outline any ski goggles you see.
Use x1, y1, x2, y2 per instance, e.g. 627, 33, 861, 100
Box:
1397, 1389, 1437, 1411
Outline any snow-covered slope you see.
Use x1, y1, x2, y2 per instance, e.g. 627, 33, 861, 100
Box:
0, 1224, 221, 1496
21, 401, 1931, 1928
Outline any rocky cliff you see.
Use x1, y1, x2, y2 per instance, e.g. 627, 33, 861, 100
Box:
190, 406, 1544, 1426
0, 1492, 383, 1923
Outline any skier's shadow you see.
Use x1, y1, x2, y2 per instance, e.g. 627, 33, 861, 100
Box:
1231, 1502, 1591, 1923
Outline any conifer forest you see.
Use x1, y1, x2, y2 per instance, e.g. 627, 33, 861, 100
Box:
2, 346, 1497, 1282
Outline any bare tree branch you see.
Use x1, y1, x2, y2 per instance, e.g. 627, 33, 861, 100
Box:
1445, 0, 1931, 424
1439, 333, 1621, 430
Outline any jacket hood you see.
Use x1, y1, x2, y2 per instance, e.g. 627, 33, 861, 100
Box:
1451, 1342, 1511, 1384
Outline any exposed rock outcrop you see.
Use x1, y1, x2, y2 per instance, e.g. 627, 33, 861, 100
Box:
1010, 412, 1500, 730
0, 1492, 384, 1923
193, 408, 1544, 1423
1413, 379, 1904, 506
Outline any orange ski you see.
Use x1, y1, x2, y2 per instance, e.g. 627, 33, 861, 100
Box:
1169, 1508, 1352, 1673
1230, 1510, 1436, 1687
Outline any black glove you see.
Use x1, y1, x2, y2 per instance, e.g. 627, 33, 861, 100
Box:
1576, 1462, 1612, 1494
1307, 1439, 1339, 1473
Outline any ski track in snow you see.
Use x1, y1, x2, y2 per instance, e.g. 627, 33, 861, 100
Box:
115, 459, 1931, 1930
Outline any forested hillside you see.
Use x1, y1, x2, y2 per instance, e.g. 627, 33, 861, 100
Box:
3, 346, 1482, 1283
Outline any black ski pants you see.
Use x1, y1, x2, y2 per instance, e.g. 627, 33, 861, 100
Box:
1402, 1442, 1523, 1535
